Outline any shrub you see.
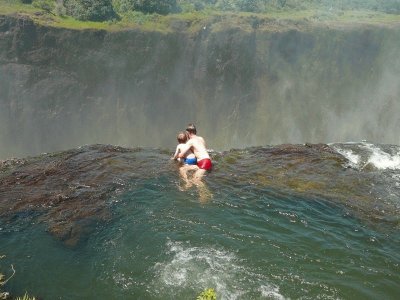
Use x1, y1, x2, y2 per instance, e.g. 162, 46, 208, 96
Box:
110, 0, 178, 15
197, 288, 217, 300
64, 0, 117, 21
236, 0, 259, 12
55, 0, 67, 16
132, 0, 178, 15
32, 0, 56, 13
112, 0, 134, 14
215, 0, 237, 11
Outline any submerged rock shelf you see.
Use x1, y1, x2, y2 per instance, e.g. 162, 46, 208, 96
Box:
1, 143, 398, 246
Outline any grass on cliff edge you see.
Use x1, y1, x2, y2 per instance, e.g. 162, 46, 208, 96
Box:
1, 1, 400, 32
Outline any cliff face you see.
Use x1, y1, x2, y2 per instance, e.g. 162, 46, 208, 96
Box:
0, 15, 399, 159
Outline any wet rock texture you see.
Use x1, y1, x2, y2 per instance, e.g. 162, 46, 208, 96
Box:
214, 143, 400, 227
1, 143, 398, 246
0, 144, 163, 246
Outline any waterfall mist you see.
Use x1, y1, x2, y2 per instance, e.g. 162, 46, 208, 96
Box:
0, 16, 399, 159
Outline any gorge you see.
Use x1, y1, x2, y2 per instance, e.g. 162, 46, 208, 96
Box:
1, 14, 399, 159
1, 9, 400, 299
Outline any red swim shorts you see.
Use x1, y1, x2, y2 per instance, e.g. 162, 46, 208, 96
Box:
197, 158, 212, 171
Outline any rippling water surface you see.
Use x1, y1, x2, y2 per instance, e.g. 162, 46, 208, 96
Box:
0, 143, 399, 299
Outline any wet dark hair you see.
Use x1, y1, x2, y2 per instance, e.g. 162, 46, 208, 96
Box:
186, 123, 197, 134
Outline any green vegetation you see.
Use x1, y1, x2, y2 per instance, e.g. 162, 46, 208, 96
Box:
15, 293, 36, 300
113, 0, 178, 15
197, 288, 217, 300
63, 0, 116, 21
4, 0, 400, 18
32, 0, 55, 13
0, 0, 399, 31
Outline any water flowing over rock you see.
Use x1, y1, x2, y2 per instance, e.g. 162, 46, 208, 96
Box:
1, 143, 398, 246
0, 144, 170, 246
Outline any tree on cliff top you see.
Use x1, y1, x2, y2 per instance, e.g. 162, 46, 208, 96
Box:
15, 0, 400, 22
113, 0, 178, 15
135, 0, 178, 14
32, 0, 56, 13
64, 0, 117, 21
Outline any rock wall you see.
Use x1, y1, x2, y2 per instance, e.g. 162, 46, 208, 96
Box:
0, 15, 399, 158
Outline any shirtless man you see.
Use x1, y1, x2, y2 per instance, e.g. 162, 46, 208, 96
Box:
178, 124, 212, 184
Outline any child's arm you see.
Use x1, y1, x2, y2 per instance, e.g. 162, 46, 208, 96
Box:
172, 145, 181, 160
177, 141, 192, 158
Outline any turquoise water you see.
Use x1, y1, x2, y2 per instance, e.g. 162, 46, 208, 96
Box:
1, 144, 400, 299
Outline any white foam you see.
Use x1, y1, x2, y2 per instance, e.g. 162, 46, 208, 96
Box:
113, 273, 134, 290
364, 144, 400, 170
333, 147, 360, 168
259, 285, 285, 300
151, 240, 285, 300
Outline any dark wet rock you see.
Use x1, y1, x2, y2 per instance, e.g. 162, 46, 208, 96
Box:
1, 143, 399, 246
213, 143, 400, 226
0, 144, 170, 246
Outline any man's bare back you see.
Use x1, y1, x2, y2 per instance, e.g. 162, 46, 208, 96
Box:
185, 135, 210, 161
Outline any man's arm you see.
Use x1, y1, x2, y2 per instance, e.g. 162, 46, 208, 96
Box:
177, 141, 193, 158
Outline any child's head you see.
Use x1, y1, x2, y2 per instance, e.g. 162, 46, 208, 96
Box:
177, 131, 188, 144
